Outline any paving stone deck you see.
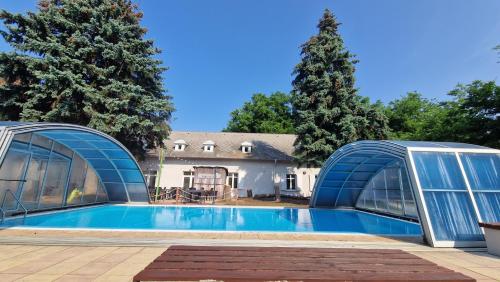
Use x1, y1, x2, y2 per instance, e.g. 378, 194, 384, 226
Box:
0, 229, 499, 281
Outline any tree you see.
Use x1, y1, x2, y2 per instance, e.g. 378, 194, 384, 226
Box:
0, 0, 174, 157
291, 9, 388, 167
223, 92, 294, 134
446, 80, 499, 148
385, 92, 449, 141
385, 81, 499, 149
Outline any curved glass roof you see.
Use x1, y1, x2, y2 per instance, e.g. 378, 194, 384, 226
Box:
310, 140, 500, 247
0, 122, 149, 203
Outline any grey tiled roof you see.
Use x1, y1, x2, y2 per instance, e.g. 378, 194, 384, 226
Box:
150, 131, 297, 161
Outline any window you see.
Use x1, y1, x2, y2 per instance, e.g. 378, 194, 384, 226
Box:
203, 141, 215, 152
173, 140, 187, 151
183, 171, 194, 188
227, 173, 239, 189
143, 170, 157, 190
286, 174, 297, 190
241, 142, 252, 153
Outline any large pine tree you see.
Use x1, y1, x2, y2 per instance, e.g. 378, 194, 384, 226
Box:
0, 0, 174, 157
291, 9, 387, 167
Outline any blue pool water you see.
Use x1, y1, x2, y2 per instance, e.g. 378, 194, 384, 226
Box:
3, 205, 421, 235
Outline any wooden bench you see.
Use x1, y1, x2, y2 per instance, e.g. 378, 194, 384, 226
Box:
133, 245, 475, 281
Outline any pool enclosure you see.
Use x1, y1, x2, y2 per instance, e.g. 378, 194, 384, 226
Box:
0, 122, 149, 219
310, 140, 500, 247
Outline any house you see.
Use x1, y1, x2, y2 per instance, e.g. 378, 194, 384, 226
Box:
139, 131, 320, 198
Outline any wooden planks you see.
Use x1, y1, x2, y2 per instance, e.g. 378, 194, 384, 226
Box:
133, 245, 475, 282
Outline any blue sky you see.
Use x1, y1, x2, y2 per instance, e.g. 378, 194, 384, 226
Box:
1, 0, 499, 132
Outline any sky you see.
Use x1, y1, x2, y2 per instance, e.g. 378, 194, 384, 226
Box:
1, 0, 499, 132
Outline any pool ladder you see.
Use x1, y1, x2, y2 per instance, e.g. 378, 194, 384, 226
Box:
0, 189, 28, 225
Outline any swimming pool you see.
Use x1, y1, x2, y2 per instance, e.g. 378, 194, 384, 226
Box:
2, 205, 421, 236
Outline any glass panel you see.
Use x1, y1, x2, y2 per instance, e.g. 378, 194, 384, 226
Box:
355, 163, 416, 219
113, 159, 138, 170
53, 142, 73, 158
65, 155, 87, 206
10, 141, 29, 151
96, 169, 121, 182
39, 155, 70, 209
96, 182, 108, 202
21, 154, 49, 210
126, 183, 149, 202
31, 133, 53, 150
103, 183, 128, 201
0, 149, 30, 209
473, 192, 500, 222
413, 152, 465, 190
82, 168, 98, 203
102, 149, 129, 159
424, 191, 483, 241
120, 170, 143, 183
460, 153, 499, 190
88, 159, 114, 170
460, 153, 500, 223
88, 140, 119, 149
13, 133, 31, 143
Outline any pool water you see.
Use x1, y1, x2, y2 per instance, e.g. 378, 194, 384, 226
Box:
2, 205, 421, 235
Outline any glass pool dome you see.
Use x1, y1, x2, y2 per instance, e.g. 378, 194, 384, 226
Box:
0, 122, 149, 216
310, 140, 500, 247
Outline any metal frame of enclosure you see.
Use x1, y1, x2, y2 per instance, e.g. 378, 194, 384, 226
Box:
0, 122, 149, 217
310, 140, 500, 247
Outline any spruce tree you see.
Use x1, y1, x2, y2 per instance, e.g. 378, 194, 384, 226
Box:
0, 0, 174, 157
291, 9, 388, 167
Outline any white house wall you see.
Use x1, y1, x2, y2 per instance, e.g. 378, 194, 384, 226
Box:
140, 157, 320, 197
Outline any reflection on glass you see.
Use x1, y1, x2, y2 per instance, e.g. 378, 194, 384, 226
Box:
356, 162, 417, 219
96, 183, 108, 202
0, 149, 30, 209
21, 154, 49, 210
66, 155, 87, 206
413, 152, 465, 190
82, 168, 98, 203
39, 155, 70, 209
460, 153, 500, 222
413, 151, 483, 242
424, 191, 483, 241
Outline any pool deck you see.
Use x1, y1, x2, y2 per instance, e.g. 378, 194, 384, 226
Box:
0, 229, 499, 281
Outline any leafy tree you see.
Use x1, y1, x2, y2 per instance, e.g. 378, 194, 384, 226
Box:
385, 81, 499, 149
385, 92, 448, 141
0, 0, 174, 157
446, 80, 499, 148
291, 9, 388, 167
223, 92, 294, 134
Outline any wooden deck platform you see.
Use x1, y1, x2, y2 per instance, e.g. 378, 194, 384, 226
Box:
133, 245, 475, 282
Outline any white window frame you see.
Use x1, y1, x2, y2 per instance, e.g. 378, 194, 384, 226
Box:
203, 145, 214, 152
227, 172, 239, 189
183, 171, 194, 188
174, 144, 185, 151
241, 146, 252, 153
286, 174, 297, 190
